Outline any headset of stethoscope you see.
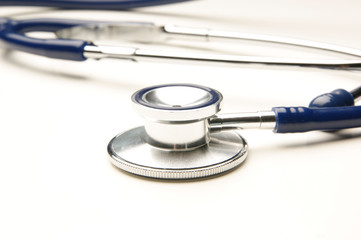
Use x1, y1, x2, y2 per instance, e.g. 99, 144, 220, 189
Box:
1, 0, 361, 179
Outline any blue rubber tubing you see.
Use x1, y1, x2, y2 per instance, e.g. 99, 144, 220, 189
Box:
273, 106, 361, 133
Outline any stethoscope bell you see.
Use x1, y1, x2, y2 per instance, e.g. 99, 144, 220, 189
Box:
108, 84, 248, 179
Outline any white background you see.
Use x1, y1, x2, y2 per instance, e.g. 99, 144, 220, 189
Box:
1, 1, 361, 239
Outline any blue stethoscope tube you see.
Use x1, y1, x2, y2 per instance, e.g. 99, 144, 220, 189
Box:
0, 0, 192, 9
274, 88, 361, 133
273, 106, 361, 133
0, 18, 90, 61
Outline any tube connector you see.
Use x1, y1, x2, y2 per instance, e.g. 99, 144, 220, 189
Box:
209, 111, 276, 132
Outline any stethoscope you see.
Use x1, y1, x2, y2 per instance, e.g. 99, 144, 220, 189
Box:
1, 0, 361, 179
108, 84, 361, 179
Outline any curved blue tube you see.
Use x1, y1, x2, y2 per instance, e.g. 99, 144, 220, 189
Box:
272, 106, 361, 133
0, 18, 89, 61
4, 18, 93, 33
0, 0, 191, 9
309, 89, 355, 108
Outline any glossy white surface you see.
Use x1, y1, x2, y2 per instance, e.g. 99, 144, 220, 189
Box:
1, 1, 361, 239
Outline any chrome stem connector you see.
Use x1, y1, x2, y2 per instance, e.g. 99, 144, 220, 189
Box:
209, 111, 276, 132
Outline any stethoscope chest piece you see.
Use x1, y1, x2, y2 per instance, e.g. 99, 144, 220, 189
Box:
108, 126, 247, 179
108, 84, 248, 179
